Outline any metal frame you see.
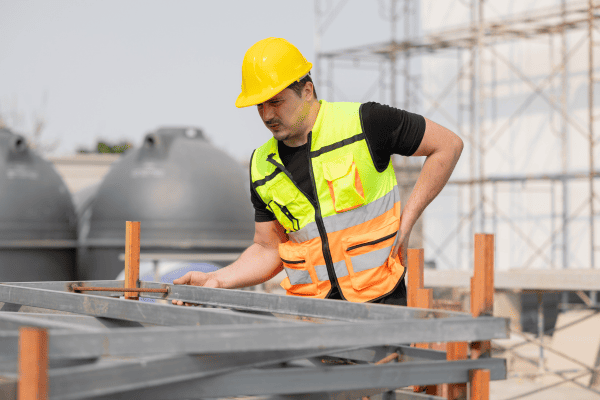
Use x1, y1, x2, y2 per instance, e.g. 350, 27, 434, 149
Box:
315, 0, 600, 277
0, 280, 508, 399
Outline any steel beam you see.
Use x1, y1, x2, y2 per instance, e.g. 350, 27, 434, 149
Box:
0, 358, 504, 400
0, 348, 353, 399
0, 284, 291, 327
87, 358, 506, 400
0, 315, 507, 361
317, 345, 446, 364
3, 281, 469, 321
251, 392, 446, 400
0, 313, 147, 331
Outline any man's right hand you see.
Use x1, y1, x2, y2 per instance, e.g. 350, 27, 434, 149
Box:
171, 271, 222, 306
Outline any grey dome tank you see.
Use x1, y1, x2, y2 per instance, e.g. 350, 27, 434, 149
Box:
0, 127, 77, 281
76, 127, 254, 280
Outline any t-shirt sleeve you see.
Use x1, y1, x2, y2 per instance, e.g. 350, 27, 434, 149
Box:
250, 182, 276, 222
360, 102, 426, 171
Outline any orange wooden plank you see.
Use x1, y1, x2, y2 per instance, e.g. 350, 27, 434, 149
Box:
413, 287, 433, 394
446, 342, 468, 400
472, 234, 494, 317
407, 248, 424, 308
18, 327, 48, 400
124, 221, 141, 300
470, 369, 490, 400
471, 234, 494, 360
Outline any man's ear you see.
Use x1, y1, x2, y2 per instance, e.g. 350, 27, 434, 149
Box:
303, 81, 314, 101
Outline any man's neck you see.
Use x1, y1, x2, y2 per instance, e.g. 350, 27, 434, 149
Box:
282, 100, 321, 147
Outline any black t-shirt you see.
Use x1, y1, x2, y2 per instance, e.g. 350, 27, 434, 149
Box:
250, 102, 426, 304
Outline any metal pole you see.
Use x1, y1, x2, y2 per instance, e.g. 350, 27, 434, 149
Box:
537, 292, 545, 373
589, 0, 597, 308
478, 0, 486, 234
314, 0, 322, 90
469, 0, 477, 269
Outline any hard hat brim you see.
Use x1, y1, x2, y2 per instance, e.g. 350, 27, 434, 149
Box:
235, 63, 313, 108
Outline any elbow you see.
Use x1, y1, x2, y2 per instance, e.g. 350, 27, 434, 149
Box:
453, 134, 464, 162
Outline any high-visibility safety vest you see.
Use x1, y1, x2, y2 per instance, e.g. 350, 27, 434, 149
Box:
250, 100, 405, 302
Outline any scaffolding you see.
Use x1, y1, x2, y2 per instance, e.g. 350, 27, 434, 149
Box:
315, 0, 600, 276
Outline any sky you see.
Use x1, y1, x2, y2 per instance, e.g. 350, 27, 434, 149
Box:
0, 0, 398, 161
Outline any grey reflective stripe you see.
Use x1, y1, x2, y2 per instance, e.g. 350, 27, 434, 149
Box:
315, 260, 348, 282
288, 250, 388, 286
333, 259, 349, 278
315, 265, 329, 282
284, 267, 312, 285
288, 186, 400, 243
350, 245, 392, 273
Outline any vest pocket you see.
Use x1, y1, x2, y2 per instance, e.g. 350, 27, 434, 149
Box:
267, 180, 301, 231
279, 242, 318, 296
341, 223, 397, 291
322, 154, 365, 213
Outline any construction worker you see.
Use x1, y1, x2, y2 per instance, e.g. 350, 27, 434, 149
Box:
173, 37, 462, 305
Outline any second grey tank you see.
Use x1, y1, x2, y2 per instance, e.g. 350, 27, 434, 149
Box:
76, 127, 254, 280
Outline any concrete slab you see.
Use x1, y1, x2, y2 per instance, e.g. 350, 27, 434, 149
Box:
545, 310, 600, 387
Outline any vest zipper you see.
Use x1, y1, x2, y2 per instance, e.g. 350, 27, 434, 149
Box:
346, 230, 398, 252
265, 134, 343, 299
306, 132, 343, 300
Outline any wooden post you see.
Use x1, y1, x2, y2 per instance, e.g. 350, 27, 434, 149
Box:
124, 221, 141, 300
446, 342, 468, 400
18, 327, 49, 400
407, 248, 424, 308
415, 288, 439, 395
470, 234, 494, 389
470, 369, 490, 400
472, 234, 494, 318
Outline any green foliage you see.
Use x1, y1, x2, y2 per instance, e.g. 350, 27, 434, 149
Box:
78, 140, 133, 154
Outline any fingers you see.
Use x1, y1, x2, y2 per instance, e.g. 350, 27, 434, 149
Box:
171, 299, 197, 307
172, 271, 193, 285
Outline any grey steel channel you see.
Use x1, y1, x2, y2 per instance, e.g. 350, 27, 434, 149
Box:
4, 280, 479, 320
0, 356, 505, 400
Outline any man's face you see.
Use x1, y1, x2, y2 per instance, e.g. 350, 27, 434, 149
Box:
257, 86, 311, 145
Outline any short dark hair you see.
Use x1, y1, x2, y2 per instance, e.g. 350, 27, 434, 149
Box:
287, 73, 318, 99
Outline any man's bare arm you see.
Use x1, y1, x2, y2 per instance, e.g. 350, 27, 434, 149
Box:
392, 117, 464, 264
171, 220, 286, 305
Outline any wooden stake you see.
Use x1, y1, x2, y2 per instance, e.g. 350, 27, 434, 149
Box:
471, 234, 494, 360
407, 248, 424, 308
472, 234, 494, 318
18, 327, 48, 400
415, 287, 439, 395
446, 342, 468, 400
470, 369, 490, 400
124, 221, 141, 300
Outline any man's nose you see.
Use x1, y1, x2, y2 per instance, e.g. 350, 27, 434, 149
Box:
262, 104, 276, 121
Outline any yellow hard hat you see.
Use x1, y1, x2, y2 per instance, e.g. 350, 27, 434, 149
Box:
235, 38, 313, 108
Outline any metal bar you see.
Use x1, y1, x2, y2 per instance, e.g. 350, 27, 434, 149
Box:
0, 316, 508, 361
72, 287, 168, 293
0, 284, 291, 327
318, 345, 446, 364
0, 313, 105, 332
0, 348, 363, 400
89, 358, 506, 400
277, 391, 447, 400
2, 281, 471, 321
